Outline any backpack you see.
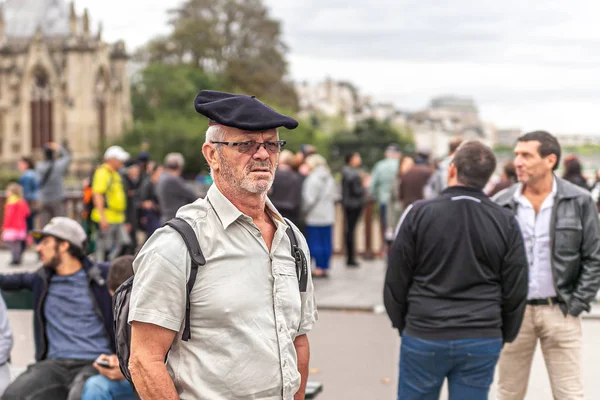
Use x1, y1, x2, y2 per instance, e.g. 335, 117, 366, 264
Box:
82, 165, 113, 222
113, 216, 308, 383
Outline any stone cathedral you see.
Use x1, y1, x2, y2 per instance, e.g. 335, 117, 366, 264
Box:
0, 0, 132, 165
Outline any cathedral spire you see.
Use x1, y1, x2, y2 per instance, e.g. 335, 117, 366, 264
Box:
69, 1, 77, 35
82, 7, 90, 38
0, 4, 5, 44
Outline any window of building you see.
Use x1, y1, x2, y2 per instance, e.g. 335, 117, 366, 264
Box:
30, 68, 53, 150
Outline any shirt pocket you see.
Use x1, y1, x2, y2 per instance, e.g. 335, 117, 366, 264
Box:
273, 262, 302, 332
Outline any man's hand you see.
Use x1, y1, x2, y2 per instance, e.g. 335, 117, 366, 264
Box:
125, 223, 132, 233
47, 142, 59, 151
100, 218, 110, 232
93, 354, 125, 381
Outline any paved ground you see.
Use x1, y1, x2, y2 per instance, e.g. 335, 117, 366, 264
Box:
3, 250, 600, 399
309, 312, 600, 400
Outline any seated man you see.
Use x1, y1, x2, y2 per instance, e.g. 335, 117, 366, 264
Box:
82, 255, 136, 400
0, 217, 115, 400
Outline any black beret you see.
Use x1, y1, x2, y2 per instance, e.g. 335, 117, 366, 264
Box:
194, 90, 298, 131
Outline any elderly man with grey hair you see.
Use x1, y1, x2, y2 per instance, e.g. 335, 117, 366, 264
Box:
155, 152, 198, 224
128, 90, 316, 400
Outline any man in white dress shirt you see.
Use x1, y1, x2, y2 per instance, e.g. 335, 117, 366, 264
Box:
493, 131, 600, 399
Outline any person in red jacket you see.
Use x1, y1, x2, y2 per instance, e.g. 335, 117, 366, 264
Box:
2, 183, 30, 265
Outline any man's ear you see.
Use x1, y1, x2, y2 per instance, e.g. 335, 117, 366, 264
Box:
546, 154, 557, 171
202, 143, 220, 172
447, 163, 457, 185
59, 240, 70, 254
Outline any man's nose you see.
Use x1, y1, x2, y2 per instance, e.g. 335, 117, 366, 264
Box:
253, 144, 270, 159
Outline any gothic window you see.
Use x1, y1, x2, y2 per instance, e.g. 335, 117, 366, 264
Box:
30, 68, 53, 150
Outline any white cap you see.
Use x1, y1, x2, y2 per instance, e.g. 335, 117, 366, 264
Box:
104, 146, 130, 162
31, 217, 88, 251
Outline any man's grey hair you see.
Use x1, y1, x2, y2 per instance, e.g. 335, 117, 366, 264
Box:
164, 152, 185, 170
205, 125, 227, 144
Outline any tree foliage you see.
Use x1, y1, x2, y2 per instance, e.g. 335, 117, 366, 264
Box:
138, 0, 298, 109
116, 64, 322, 175
329, 118, 414, 172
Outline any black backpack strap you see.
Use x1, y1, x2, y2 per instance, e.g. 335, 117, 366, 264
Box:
39, 160, 55, 188
164, 217, 206, 341
283, 218, 308, 293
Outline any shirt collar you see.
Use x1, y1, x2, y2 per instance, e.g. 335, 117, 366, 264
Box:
514, 177, 557, 202
206, 184, 284, 230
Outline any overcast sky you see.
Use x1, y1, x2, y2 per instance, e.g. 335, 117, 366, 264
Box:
77, 0, 600, 134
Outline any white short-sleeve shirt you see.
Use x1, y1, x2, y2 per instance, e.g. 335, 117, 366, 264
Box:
128, 184, 318, 400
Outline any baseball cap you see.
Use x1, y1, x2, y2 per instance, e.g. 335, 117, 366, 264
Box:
104, 146, 130, 162
31, 217, 88, 251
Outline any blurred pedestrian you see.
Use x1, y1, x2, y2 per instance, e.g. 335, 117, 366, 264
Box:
424, 138, 462, 199
341, 152, 366, 267
302, 154, 337, 278
17, 157, 39, 232
269, 149, 304, 227
139, 163, 163, 239
1, 183, 30, 265
35, 142, 71, 228
122, 160, 143, 254
156, 153, 198, 223
91, 146, 131, 262
385, 155, 415, 245
385, 141, 528, 400
562, 155, 589, 191
370, 144, 401, 247
488, 161, 517, 197
399, 152, 432, 209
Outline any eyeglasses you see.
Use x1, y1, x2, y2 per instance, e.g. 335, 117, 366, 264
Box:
211, 140, 287, 154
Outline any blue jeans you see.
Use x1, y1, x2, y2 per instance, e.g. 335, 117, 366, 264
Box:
81, 375, 135, 400
398, 334, 503, 400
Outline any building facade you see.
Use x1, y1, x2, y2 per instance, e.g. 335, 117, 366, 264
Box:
0, 0, 131, 165
408, 96, 496, 158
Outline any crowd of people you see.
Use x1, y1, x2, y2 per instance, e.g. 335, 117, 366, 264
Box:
385, 131, 600, 400
0, 88, 599, 400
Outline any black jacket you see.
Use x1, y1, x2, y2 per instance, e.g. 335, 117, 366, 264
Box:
384, 186, 528, 343
494, 177, 600, 317
270, 167, 304, 223
341, 166, 365, 209
0, 259, 115, 361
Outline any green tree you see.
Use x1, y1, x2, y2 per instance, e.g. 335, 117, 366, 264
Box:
329, 118, 413, 172
131, 64, 224, 121
138, 0, 298, 110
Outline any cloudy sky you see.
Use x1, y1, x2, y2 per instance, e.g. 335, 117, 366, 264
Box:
77, 0, 600, 134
